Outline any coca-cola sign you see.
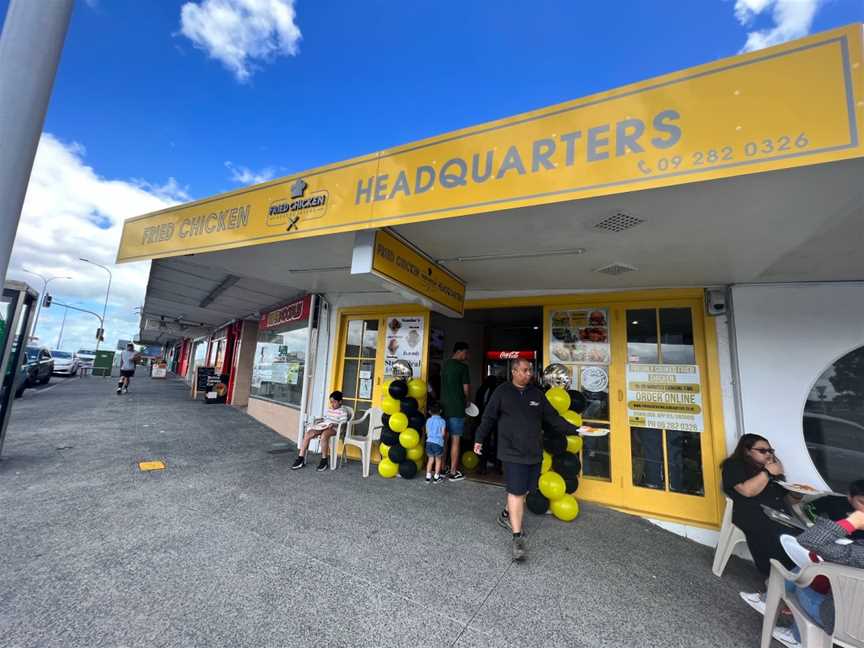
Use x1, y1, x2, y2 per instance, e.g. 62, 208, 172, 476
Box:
485, 350, 536, 360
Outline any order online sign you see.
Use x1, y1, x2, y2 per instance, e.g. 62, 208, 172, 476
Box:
627, 364, 704, 434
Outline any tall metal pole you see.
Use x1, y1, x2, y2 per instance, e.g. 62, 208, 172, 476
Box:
0, 0, 75, 290
20, 269, 70, 341
56, 305, 68, 349
80, 258, 112, 352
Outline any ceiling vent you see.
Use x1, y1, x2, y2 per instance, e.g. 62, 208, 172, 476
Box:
593, 212, 644, 233
594, 262, 637, 276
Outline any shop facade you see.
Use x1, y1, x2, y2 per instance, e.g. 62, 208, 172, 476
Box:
120, 25, 864, 540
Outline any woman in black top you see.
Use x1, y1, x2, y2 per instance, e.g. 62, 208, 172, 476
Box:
721, 433, 800, 576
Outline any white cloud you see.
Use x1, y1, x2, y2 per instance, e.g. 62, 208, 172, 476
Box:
224, 160, 275, 185
733, 0, 825, 53
179, 0, 301, 82
6, 133, 184, 353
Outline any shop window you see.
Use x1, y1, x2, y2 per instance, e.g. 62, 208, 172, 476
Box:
803, 346, 864, 493
251, 326, 308, 408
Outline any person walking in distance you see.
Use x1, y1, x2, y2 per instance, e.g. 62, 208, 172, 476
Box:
441, 342, 471, 481
116, 343, 140, 395
474, 357, 572, 561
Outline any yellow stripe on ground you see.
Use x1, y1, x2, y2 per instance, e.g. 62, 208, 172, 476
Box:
138, 460, 165, 471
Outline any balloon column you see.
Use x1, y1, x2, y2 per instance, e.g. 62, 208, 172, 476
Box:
526, 364, 584, 522
377, 360, 428, 480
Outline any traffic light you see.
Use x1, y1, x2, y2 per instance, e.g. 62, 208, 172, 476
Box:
96, 327, 104, 341
42, 293, 52, 308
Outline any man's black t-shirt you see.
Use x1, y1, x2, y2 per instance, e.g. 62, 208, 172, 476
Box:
722, 457, 789, 531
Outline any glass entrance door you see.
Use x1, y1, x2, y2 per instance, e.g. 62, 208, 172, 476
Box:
546, 297, 720, 526
616, 301, 720, 525
337, 317, 384, 436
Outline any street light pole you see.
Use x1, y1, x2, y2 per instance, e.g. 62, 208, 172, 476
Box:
56, 304, 68, 349
20, 268, 71, 341
79, 258, 112, 352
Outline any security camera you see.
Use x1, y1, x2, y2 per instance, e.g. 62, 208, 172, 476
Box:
705, 289, 726, 316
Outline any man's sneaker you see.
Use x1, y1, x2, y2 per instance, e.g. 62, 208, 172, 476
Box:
290, 456, 305, 470
497, 511, 512, 532
425, 473, 432, 483
432, 474, 443, 484
772, 626, 800, 648
448, 470, 465, 482
122, 387, 128, 394
116, 387, 122, 395
316, 457, 329, 472
511, 534, 527, 561
739, 591, 766, 615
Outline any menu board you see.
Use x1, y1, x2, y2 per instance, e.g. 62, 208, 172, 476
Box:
627, 364, 704, 433
549, 309, 611, 365
385, 316, 424, 377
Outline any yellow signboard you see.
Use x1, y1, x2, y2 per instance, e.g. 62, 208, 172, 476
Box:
118, 25, 863, 263
352, 229, 465, 316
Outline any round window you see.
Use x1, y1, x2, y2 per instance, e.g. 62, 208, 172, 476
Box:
803, 346, 864, 493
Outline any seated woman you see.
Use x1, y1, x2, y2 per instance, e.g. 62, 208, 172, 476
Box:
721, 433, 801, 577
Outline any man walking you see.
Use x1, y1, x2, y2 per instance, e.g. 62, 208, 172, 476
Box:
116, 343, 140, 395
474, 358, 571, 561
441, 342, 471, 481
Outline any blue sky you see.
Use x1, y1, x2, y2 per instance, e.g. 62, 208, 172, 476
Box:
1, 0, 862, 353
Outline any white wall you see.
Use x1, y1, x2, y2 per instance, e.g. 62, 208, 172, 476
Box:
732, 283, 864, 490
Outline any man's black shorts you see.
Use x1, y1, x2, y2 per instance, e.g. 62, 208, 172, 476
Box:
503, 461, 541, 496
120, 370, 135, 378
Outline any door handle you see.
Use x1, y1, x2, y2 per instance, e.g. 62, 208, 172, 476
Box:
618, 389, 624, 402
376, 377, 381, 385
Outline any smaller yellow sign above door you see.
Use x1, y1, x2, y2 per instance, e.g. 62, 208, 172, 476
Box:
352, 229, 466, 317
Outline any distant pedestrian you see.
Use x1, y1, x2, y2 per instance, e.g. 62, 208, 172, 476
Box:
424, 402, 447, 483
293, 391, 348, 472
441, 342, 471, 481
474, 357, 572, 561
116, 343, 140, 394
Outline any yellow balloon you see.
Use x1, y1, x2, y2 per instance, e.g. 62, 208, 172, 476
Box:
378, 443, 391, 459
414, 459, 424, 471
406, 444, 424, 461
407, 379, 427, 400
541, 451, 552, 474
399, 427, 420, 449
461, 451, 479, 471
546, 387, 571, 414
382, 395, 401, 415
550, 495, 580, 521
563, 410, 582, 428
539, 471, 566, 500
566, 434, 584, 454
389, 411, 408, 432
377, 458, 398, 478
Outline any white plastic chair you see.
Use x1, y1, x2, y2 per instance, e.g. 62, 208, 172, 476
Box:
712, 496, 748, 577
761, 556, 864, 648
306, 406, 353, 471
781, 534, 816, 570
340, 406, 383, 478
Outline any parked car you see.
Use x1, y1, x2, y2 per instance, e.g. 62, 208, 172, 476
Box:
77, 349, 96, 368
51, 350, 79, 376
23, 346, 53, 387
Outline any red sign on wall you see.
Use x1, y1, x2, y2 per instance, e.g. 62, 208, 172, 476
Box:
259, 295, 311, 330
485, 350, 536, 360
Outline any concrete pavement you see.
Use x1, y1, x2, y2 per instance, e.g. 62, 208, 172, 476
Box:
0, 370, 768, 647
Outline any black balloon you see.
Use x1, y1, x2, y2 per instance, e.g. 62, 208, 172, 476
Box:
408, 412, 426, 431
564, 476, 580, 494
552, 452, 582, 479
381, 413, 391, 428
568, 390, 588, 414
380, 429, 399, 447
543, 434, 567, 456
388, 445, 407, 463
526, 490, 550, 515
388, 380, 409, 400
400, 397, 419, 414
398, 460, 418, 479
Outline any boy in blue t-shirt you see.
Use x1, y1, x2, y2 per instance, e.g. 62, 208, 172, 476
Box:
425, 403, 447, 484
